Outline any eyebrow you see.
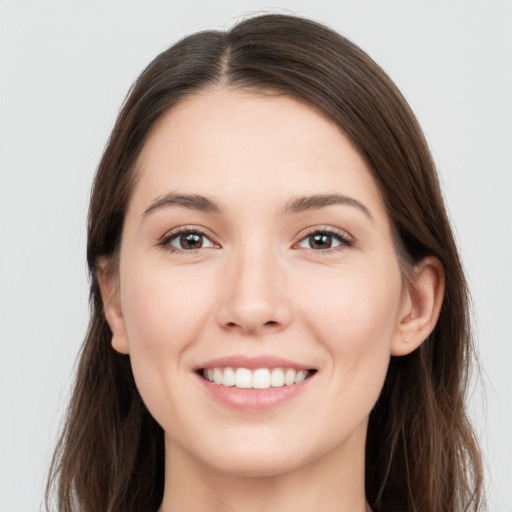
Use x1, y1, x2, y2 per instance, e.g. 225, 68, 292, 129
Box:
283, 193, 373, 220
143, 193, 222, 218
142, 192, 372, 221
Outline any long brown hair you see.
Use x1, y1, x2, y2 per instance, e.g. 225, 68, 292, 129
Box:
46, 13, 484, 512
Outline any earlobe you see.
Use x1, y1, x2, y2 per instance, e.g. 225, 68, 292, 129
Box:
96, 259, 130, 355
391, 256, 445, 356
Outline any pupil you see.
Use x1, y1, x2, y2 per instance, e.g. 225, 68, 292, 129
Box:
311, 233, 332, 249
181, 233, 202, 249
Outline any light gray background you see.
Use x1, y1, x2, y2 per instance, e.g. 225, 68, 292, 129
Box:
0, 1, 511, 511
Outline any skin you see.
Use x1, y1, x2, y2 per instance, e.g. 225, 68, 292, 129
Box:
99, 88, 444, 512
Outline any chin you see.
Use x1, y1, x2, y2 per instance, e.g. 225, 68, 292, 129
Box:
206, 450, 306, 478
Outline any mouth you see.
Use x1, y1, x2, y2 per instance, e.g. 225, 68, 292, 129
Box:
198, 367, 317, 390
195, 357, 317, 410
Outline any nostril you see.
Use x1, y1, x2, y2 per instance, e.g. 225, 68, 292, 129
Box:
224, 320, 279, 330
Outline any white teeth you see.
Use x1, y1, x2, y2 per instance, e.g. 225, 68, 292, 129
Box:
270, 368, 285, 387
252, 368, 271, 389
213, 368, 223, 385
223, 367, 235, 387
284, 368, 296, 386
203, 366, 312, 389
295, 370, 308, 384
235, 368, 252, 389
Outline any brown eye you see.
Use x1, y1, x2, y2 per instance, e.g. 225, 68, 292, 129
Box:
296, 229, 352, 251
309, 233, 333, 249
164, 230, 216, 251
179, 232, 203, 249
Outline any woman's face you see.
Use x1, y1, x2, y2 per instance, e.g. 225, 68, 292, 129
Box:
106, 88, 412, 477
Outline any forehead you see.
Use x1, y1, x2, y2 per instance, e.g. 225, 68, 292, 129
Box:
131, 87, 386, 220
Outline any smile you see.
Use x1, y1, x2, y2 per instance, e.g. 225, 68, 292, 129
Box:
202, 367, 316, 389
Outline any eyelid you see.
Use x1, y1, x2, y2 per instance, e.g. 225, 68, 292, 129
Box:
156, 224, 354, 254
293, 225, 354, 251
157, 225, 220, 253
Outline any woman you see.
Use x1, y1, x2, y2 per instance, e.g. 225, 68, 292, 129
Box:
46, 13, 485, 512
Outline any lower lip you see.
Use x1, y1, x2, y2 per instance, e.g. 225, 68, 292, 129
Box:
196, 373, 314, 411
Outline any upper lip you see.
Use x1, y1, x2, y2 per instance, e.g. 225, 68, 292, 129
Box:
196, 355, 314, 371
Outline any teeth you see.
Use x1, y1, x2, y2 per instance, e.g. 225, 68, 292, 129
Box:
252, 368, 270, 389
213, 368, 223, 385
295, 370, 308, 384
235, 368, 252, 389
223, 367, 235, 387
270, 368, 285, 387
284, 368, 296, 386
202, 367, 312, 389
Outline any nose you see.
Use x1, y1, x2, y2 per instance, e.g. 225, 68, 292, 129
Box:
215, 244, 292, 336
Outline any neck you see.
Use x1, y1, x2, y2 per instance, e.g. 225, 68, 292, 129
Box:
159, 430, 368, 512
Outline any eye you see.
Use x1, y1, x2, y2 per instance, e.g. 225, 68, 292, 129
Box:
160, 228, 217, 253
296, 229, 353, 251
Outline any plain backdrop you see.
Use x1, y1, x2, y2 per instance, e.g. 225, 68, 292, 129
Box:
0, 1, 511, 511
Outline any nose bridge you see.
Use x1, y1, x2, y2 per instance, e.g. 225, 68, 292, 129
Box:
216, 236, 290, 334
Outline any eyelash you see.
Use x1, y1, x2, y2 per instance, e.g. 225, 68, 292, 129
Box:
157, 226, 354, 255
296, 227, 354, 253
157, 226, 218, 254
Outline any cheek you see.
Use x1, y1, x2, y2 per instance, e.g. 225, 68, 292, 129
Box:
118, 264, 218, 427
299, 261, 402, 390
121, 262, 211, 350
305, 260, 401, 332
119, 263, 214, 384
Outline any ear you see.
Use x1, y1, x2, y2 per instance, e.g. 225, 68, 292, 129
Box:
391, 256, 445, 356
96, 258, 130, 355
